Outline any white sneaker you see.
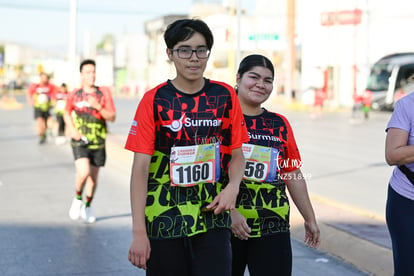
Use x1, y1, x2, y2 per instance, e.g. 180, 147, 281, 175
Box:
55, 136, 67, 145
69, 198, 83, 220
81, 205, 96, 223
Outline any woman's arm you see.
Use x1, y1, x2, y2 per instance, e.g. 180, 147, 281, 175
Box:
385, 128, 414, 166
284, 168, 320, 248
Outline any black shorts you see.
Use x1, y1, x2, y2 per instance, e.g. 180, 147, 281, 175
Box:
34, 108, 50, 120
71, 144, 106, 167
231, 232, 292, 276
147, 229, 232, 276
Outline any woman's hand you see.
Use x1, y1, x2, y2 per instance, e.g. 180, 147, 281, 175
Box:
304, 220, 320, 249
230, 209, 251, 240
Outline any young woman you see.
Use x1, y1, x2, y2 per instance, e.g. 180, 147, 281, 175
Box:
125, 19, 249, 275
385, 91, 414, 275
231, 54, 320, 276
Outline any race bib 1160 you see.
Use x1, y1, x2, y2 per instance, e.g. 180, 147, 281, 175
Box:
170, 143, 221, 187
242, 144, 279, 183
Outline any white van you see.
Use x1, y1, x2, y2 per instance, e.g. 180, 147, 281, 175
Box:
367, 53, 414, 111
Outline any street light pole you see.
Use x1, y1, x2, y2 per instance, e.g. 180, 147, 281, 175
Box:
235, 0, 241, 67
286, 0, 296, 102
69, 0, 77, 89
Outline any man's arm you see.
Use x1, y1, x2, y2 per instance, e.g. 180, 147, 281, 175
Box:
26, 85, 34, 106
128, 152, 152, 270
207, 147, 245, 214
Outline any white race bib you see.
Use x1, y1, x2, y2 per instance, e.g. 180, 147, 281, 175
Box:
37, 94, 49, 104
170, 143, 220, 187
56, 99, 66, 110
242, 144, 279, 182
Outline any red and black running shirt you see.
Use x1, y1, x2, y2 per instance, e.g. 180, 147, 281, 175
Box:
65, 86, 115, 148
28, 83, 57, 111
125, 79, 249, 239
236, 108, 302, 237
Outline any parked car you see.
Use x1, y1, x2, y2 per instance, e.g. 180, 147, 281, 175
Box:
366, 52, 414, 111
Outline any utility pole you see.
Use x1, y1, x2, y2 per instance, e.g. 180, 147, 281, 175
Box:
227, 0, 236, 85
286, 0, 296, 102
69, 0, 77, 89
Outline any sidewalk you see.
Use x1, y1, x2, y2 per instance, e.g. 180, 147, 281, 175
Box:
106, 132, 392, 276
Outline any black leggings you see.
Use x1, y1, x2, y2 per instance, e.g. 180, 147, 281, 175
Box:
231, 233, 292, 276
147, 229, 232, 276
386, 185, 414, 276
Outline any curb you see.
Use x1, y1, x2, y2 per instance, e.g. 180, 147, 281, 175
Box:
290, 197, 392, 276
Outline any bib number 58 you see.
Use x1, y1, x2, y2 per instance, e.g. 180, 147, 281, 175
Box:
244, 161, 268, 182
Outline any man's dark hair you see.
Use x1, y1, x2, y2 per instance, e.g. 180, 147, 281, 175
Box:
237, 54, 275, 78
80, 59, 96, 72
164, 19, 214, 50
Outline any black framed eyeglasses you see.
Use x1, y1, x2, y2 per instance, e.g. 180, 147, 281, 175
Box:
170, 46, 211, 59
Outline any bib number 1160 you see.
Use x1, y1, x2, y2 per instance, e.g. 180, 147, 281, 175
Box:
172, 162, 213, 186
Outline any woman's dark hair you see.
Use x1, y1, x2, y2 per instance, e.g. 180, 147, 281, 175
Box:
80, 59, 96, 72
164, 19, 214, 50
237, 54, 275, 78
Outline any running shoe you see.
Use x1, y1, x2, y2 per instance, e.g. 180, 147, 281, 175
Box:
55, 136, 67, 145
80, 205, 96, 223
68, 198, 83, 220
39, 134, 46, 144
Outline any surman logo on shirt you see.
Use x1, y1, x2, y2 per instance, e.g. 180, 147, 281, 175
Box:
75, 101, 91, 108
163, 114, 222, 132
248, 132, 281, 142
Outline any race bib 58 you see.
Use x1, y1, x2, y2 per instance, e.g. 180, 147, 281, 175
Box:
242, 144, 279, 183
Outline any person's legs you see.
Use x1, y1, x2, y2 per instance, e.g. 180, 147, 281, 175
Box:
74, 158, 97, 223
74, 157, 91, 193
191, 229, 232, 276
80, 148, 105, 223
46, 114, 55, 136
69, 145, 90, 220
247, 233, 292, 276
35, 113, 47, 143
36, 117, 46, 136
231, 236, 248, 276
85, 165, 99, 203
79, 165, 99, 222
386, 185, 414, 276
147, 238, 190, 276
56, 114, 65, 136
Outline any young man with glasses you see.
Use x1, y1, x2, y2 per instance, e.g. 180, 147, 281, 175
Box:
125, 19, 249, 275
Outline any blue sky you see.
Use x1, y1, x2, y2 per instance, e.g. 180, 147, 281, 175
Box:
0, 0, 195, 53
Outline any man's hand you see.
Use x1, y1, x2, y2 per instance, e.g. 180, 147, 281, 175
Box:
206, 184, 238, 215
128, 231, 151, 270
